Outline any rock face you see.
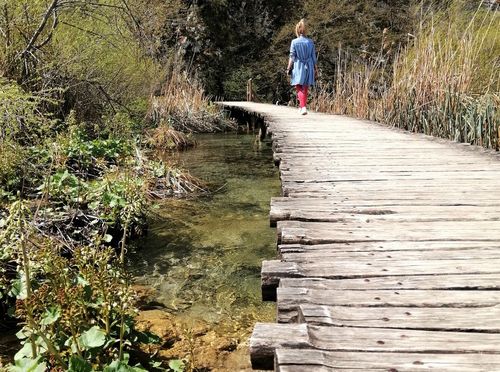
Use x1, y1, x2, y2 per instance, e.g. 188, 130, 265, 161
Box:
178, 0, 294, 99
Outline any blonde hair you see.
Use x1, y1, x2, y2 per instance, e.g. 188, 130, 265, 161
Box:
295, 19, 307, 37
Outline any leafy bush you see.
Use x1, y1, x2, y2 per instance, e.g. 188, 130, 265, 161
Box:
0, 202, 160, 371
0, 80, 57, 146
0, 142, 26, 194
62, 128, 134, 178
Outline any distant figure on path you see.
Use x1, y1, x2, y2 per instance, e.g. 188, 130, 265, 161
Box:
287, 19, 318, 116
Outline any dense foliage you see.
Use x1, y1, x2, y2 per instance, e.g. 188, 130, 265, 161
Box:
0, 0, 216, 370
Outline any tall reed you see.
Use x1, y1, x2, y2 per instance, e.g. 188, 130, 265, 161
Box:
149, 57, 235, 133
311, 1, 499, 149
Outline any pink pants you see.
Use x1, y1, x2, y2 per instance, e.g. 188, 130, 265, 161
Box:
295, 85, 309, 108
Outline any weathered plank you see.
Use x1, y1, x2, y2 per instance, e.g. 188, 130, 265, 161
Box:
277, 287, 500, 323
280, 172, 500, 183
275, 349, 500, 372
278, 287, 500, 309
271, 208, 500, 225
280, 246, 500, 261
250, 323, 500, 370
277, 220, 500, 245
285, 304, 500, 331
261, 258, 500, 301
280, 274, 500, 291
263, 256, 500, 283
271, 201, 500, 226
278, 241, 500, 253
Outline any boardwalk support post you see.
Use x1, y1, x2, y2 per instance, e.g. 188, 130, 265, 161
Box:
247, 78, 253, 102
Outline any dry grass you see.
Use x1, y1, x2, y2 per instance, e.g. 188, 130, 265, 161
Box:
311, 47, 389, 121
311, 1, 499, 149
146, 124, 197, 151
149, 60, 236, 133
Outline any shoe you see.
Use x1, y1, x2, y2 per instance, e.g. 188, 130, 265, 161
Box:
300, 107, 308, 115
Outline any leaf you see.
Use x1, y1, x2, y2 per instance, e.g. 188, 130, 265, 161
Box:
76, 275, 90, 287
15, 329, 30, 340
8, 357, 46, 372
14, 342, 34, 361
40, 306, 61, 325
134, 330, 161, 345
168, 359, 185, 372
149, 361, 163, 369
103, 234, 113, 243
9, 273, 28, 300
78, 326, 106, 350
103, 360, 148, 372
68, 355, 92, 372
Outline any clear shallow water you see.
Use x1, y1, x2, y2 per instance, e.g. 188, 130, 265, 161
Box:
131, 133, 279, 331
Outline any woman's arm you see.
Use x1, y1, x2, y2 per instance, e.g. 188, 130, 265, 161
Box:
312, 42, 318, 78
287, 41, 295, 74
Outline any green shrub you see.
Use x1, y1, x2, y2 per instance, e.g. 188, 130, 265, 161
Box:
62, 129, 134, 178
0, 202, 160, 371
0, 80, 57, 146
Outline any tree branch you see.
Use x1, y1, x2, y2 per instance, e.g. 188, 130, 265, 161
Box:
22, 0, 59, 56
34, 8, 59, 50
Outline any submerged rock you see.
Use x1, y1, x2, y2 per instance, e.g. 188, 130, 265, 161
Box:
135, 310, 181, 345
135, 308, 252, 371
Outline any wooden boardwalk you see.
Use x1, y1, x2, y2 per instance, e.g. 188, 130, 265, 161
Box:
222, 102, 500, 371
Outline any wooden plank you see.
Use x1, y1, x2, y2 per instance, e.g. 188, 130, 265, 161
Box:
280, 247, 500, 262
279, 180, 500, 191
250, 323, 500, 370
264, 256, 500, 282
279, 188, 500, 198
275, 349, 500, 372
280, 165, 500, 173
279, 158, 500, 166
249, 323, 309, 369
272, 198, 500, 207
288, 304, 500, 331
262, 258, 500, 301
278, 287, 500, 309
271, 206, 500, 226
280, 274, 500, 291
272, 207, 500, 221
278, 182, 500, 193
278, 241, 500, 253
280, 172, 500, 183
277, 220, 500, 245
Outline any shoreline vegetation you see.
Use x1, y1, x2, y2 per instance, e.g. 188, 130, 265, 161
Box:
0, 0, 498, 371
0, 1, 233, 370
310, 1, 499, 149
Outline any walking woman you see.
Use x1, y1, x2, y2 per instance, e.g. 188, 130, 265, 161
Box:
287, 19, 318, 115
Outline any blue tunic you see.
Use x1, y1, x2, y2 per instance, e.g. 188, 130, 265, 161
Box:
290, 36, 317, 86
